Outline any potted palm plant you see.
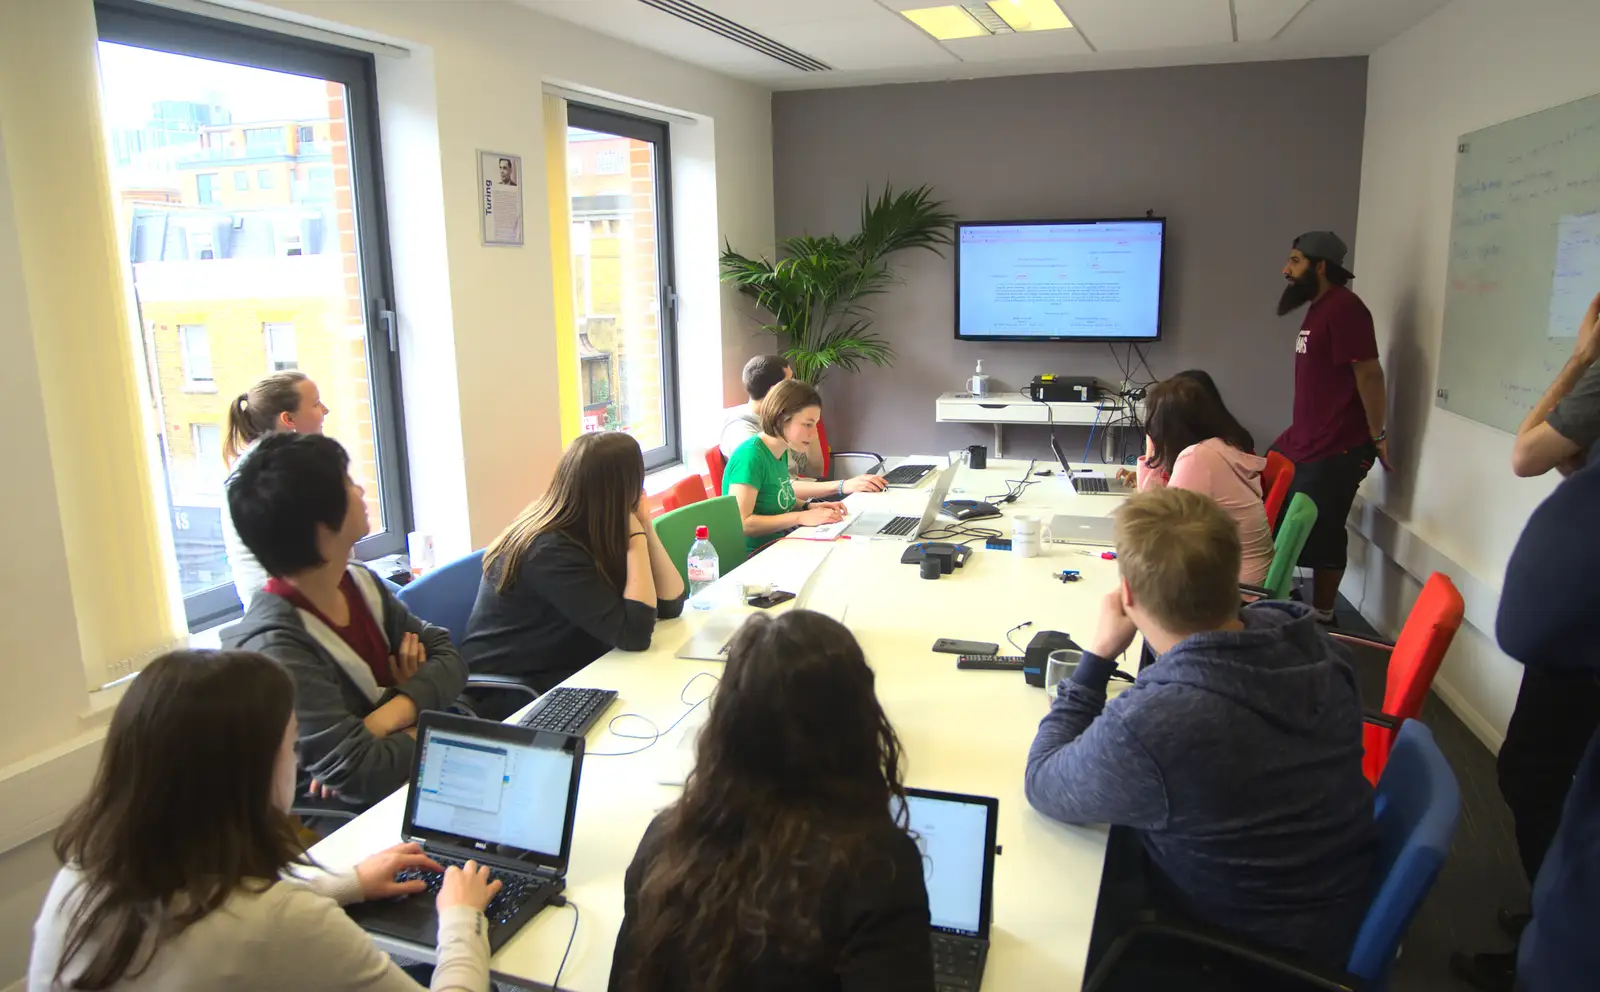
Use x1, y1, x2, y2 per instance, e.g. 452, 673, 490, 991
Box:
720, 185, 957, 385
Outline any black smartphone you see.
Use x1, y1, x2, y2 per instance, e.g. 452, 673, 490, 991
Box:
932, 638, 1000, 656
748, 590, 796, 609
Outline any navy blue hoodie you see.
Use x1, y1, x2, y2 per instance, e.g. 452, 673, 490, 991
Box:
1499, 461, 1600, 992
1025, 601, 1378, 965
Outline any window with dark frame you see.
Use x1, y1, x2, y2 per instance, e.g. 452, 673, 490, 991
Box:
96, 0, 411, 631
564, 102, 680, 471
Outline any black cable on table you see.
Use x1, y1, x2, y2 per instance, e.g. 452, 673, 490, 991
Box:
1005, 621, 1034, 654
551, 899, 580, 990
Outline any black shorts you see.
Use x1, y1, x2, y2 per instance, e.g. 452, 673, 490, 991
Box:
1278, 442, 1375, 570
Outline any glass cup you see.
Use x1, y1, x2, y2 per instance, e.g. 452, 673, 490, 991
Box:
1045, 648, 1084, 699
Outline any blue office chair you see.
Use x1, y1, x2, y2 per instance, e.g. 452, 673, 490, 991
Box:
395, 549, 483, 647
1083, 718, 1461, 992
396, 549, 538, 703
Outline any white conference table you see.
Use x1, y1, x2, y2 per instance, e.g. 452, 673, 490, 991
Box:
311, 457, 1135, 991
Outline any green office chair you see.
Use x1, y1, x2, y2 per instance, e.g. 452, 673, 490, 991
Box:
653, 495, 747, 586
1244, 491, 1318, 602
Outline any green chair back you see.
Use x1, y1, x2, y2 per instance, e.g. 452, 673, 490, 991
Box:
653, 494, 747, 586
1262, 491, 1318, 600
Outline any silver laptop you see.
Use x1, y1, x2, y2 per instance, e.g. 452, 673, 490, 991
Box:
842, 462, 958, 541
1047, 513, 1118, 547
1051, 437, 1135, 496
673, 550, 842, 661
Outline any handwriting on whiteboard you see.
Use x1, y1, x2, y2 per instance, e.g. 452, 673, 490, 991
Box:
1549, 212, 1600, 338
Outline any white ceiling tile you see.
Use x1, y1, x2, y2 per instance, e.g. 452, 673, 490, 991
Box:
514, 0, 1459, 90
942, 28, 1093, 63
1060, 0, 1233, 52
1233, 0, 1312, 43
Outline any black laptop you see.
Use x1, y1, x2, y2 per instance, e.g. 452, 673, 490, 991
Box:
898, 787, 1000, 991
345, 711, 584, 953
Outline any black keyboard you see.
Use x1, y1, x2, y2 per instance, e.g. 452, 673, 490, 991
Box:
884, 463, 935, 486
396, 853, 554, 928
1073, 476, 1110, 494
518, 686, 617, 735
879, 515, 919, 537
931, 933, 984, 990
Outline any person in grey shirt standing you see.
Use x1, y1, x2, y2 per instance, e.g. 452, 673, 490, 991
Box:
1512, 290, 1600, 477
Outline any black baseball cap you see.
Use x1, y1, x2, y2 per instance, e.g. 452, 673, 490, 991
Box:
1292, 231, 1352, 277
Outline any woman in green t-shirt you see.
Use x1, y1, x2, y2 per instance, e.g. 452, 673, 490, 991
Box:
721, 379, 887, 554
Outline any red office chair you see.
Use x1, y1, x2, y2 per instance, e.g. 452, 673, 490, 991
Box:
1330, 573, 1465, 785
660, 474, 709, 513
705, 446, 727, 495
1262, 451, 1296, 532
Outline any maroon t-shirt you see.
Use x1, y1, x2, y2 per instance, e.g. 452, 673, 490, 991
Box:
1273, 285, 1379, 463
264, 573, 395, 689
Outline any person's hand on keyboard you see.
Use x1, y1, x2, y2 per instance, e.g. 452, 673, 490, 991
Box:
439, 859, 503, 914
842, 474, 888, 494
798, 503, 846, 526
354, 842, 444, 900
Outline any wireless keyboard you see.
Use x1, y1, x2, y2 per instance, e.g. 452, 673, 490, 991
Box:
884, 463, 935, 486
518, 687, 617, 736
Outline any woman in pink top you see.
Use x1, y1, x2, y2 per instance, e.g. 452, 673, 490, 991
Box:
1134, 376, 1275, 586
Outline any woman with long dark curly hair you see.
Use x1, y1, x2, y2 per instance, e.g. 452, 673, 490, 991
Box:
608, 610, 934, 992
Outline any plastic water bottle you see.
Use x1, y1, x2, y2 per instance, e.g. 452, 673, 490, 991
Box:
687, 525, 719, 610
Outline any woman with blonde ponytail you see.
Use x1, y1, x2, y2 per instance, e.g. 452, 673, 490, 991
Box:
221, 372, 329, 606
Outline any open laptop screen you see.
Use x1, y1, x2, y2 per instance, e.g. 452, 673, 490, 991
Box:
405, 714, 583, 871
895, 788, 999, 938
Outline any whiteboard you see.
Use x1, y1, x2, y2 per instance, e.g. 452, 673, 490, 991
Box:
1436, 91, 1600, 433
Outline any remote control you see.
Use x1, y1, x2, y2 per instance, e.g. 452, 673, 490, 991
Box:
957, 655, 1026, 671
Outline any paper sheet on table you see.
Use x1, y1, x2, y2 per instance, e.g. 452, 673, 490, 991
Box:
786, 517, 851, 541
740, 541, 835, 595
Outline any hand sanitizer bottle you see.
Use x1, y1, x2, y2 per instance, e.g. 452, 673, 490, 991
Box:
968, 360, 991, 397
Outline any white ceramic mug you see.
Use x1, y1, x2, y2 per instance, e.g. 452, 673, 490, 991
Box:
1012, 514, 1052, 558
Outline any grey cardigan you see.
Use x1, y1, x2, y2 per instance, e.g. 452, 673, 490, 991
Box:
223, 565, 468, 808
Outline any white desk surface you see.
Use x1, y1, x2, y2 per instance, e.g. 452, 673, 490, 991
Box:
311, 458, 1134, 992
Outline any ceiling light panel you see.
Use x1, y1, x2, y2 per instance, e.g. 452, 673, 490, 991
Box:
988, 0, 1072, 33
901, 5, 989, 41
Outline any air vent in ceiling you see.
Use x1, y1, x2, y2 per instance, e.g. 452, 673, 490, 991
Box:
637, 0, 832, 72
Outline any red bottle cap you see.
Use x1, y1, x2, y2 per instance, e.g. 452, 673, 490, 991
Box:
695, 525, 709, 539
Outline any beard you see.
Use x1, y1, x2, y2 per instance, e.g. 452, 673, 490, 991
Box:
1277, 269, 1320, 316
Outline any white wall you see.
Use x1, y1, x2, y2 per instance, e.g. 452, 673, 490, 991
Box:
247, 0, 774, 548
0, 0, 772, 982
1350, 0, 1600, 747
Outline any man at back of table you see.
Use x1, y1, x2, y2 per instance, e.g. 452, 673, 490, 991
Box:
720, 354, 825, 480
1024, 487, 1378, 966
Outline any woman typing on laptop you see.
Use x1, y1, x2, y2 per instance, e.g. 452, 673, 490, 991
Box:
722, 379, 887, 555
610, 610, 935, 991
30, 649, 502, 991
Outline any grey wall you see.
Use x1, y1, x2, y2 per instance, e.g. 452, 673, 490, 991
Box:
770, 58, 1368, 461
